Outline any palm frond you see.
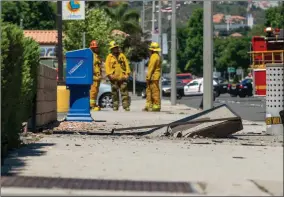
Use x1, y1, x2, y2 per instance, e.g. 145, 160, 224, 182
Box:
103, 7, 116, 19
121, 21, 142, 34
122, 10, 140, 22
116, 3, 129, 19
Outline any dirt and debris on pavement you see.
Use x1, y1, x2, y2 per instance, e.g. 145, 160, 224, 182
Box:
3, 100, 282, 196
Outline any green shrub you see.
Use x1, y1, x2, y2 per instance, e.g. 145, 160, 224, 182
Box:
1, 23, 26, 149
21, 38, 40, 121
1, 22, 39, 153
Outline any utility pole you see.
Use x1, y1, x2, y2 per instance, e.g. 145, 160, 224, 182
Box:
141, 1, 145, 35
158, 0, 163, 99
82, 32, 86, 48
57, 1, 64, 84
203, 1, 214, 110
170, 0, 177, 105
20, 18, 23, 29
152, 0, 155, 33
140, 1, 145, 82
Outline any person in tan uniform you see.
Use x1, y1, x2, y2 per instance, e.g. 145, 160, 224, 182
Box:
89, 40, 102, 111
143, 42, 161, 112
105, 41, 131, 111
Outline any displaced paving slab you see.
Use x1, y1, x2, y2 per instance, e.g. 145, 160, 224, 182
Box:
166, 104, 243, 138
250, 180, 284, 196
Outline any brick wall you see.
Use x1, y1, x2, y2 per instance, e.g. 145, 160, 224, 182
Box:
36, 65, 57, 127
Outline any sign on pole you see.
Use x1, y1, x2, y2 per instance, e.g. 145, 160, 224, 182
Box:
162, 33, 168, 55
236, 68, 243, 75
227, 67, 236, 73
62, 0, 85, 20
152, 33, 159, 43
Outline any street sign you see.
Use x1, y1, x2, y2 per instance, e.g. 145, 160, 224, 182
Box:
152, 33, 159, 42
162, 33, 168, 55
227, 67, 236, 73
236, 68, 243, 75
62, 0, 85, 20
213, 72, 221, 78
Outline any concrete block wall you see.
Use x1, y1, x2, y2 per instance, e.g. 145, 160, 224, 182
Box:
36, 65, 57, 127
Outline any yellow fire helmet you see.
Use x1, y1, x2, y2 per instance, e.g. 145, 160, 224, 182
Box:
109, 41, 119, 50
149, 42, 161, 52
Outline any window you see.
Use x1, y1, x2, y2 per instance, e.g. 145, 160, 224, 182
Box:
177, 75, 192, 80
242, 79, 252, 84
188, 81, 199, 86
162, 81, 171, 86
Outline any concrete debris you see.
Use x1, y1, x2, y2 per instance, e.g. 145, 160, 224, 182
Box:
241, 143, 266, 146
232, 156, 245, 159
166, 105, 243, 139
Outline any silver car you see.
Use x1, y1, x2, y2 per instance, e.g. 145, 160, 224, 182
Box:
96, 82, 131, 108
97, 83, 113, 108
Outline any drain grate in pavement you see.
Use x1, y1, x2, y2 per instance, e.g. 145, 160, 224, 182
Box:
1, 176, 196, 194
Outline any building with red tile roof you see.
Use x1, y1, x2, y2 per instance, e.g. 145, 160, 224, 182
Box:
230, 32, 243, 37
23, 30, 62, 57
23, 30, 61, 45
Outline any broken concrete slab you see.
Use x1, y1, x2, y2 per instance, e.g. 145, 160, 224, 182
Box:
172, 118, 211, 138
250, 180, 283, 196
167, 104, 243, 138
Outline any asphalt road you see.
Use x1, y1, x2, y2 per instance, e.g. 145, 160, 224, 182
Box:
175, 94, 266, 122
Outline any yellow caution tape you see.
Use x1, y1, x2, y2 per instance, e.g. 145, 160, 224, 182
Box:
266, 116, 282, 125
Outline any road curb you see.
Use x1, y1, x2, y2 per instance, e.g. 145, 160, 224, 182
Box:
216, 99, 265, 107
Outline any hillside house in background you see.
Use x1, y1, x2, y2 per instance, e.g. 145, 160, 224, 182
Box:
213, 13, 251, 37
24, 30, 60, 57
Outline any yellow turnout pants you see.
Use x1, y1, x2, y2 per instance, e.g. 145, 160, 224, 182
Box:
145, 80, 161, 110
90, 80, 100, 107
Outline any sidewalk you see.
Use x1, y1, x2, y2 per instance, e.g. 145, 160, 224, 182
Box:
1, 99, 283, 196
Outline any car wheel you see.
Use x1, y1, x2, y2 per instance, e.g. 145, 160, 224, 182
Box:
214, 90, 220, 97
141, 89, 146, 99
239, 93, 246, 98
99, 93, 113, 108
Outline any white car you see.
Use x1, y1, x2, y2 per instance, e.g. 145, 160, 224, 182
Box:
184, 78, 218, 96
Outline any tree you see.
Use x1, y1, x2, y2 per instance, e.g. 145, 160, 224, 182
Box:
265, 3, 284, 28
214, 37, 227, 70
63, 8, 116, 58
247, 24, 266, 37
176, 26, 189, 73
183, 8, 203, 75
1, 1, 56, 30
103, 2, 141, 34
122, 33, 150, 63
216, 37, 250, 71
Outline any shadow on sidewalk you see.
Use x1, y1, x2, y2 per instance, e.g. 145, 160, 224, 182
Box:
1, 143, 55, 176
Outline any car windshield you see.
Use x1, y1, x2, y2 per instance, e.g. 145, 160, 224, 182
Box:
177, 75, 192, 80
162, 81, 171, 86
242, 79, 252, 84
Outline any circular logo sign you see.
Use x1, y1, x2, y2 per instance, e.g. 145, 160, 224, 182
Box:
67, 0, 80, 13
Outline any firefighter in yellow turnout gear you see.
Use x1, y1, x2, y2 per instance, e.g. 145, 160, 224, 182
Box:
143, 42, 161, 112
89, 40, 102, 111
105, 41, 131, 111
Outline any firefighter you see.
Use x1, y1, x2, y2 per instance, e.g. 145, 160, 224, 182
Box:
143, 42, 161, 112
89, 40, 102, 111
105, 41, 131, 111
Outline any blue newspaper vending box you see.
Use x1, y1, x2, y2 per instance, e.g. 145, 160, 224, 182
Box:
65, 48, 94, 122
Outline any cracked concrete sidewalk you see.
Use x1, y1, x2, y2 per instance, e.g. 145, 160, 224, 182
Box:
2, 100, 283, 196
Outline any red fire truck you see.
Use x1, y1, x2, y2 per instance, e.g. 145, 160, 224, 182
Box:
249, 27, 284, 96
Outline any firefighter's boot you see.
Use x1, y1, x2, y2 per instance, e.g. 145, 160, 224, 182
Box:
92, 106, 101, 111
152, 104, 161, 112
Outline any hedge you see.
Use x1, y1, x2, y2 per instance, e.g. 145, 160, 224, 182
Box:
1, 22, 40, 156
